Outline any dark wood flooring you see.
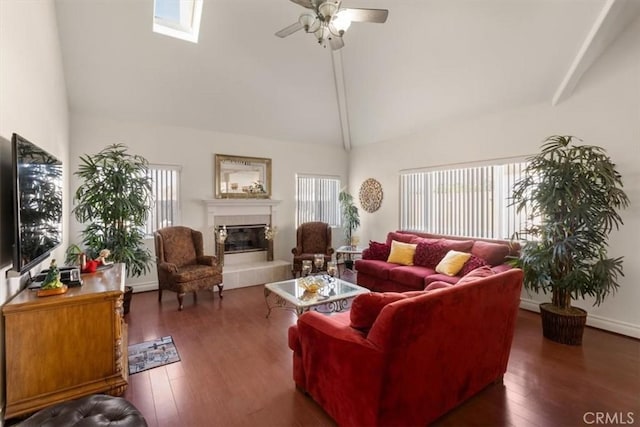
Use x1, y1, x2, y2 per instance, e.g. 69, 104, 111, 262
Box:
123, 273, 640, 427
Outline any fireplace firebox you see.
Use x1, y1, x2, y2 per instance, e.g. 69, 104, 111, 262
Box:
217, 224, 267, 254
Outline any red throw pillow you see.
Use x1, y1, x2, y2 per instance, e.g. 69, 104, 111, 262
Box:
363, 241, 391, 261
460, 254, 488, 276
350, 292, 407, 332
413, 241, 448, 268
457, 266, 495, 285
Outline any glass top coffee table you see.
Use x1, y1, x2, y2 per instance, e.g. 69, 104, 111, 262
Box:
264, 276, 369, 318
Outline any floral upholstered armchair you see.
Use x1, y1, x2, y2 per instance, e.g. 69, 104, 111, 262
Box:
154, 226, 223, 310
291, 222, 334, 277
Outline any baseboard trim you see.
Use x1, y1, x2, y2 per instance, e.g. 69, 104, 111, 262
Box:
520, 298, 640, 339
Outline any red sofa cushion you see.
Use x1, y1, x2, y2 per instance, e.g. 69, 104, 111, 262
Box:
457, 265, 496, 285
354, 259, 397, 280
425, 281, 454, 291
389, 265, 435, 290
471, 241, 510, 266
424, 273, 460, 286
385, 231, 416, 246
441, 238, 474, 253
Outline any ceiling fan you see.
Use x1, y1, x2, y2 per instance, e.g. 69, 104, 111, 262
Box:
275, 0, 389, 50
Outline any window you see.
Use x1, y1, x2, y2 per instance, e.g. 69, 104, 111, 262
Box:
153, 0, 203, 43
399, 159, 534, 239
145, 164, 181, 236
296, 174, 341, 228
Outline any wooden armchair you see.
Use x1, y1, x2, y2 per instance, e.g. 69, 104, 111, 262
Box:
154, 226, 223, 310
291, 222, 334, 277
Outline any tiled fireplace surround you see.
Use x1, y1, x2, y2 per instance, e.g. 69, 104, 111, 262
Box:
203, 199, 290, 290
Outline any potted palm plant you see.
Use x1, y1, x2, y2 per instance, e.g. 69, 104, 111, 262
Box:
339, 190, 361, 269
72, 144, 154, 278
511, 135, 629, 345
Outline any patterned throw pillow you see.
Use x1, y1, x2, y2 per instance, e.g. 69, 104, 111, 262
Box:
364, 241, 391, 260
460, 254, 488, 276
413, 241, 448, 268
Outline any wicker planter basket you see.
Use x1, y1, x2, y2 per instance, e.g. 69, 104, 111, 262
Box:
539, 303, 587, 345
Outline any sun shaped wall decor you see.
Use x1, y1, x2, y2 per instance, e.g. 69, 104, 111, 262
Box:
359, 178, 383, 213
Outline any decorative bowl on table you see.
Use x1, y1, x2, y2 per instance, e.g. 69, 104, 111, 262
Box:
298, 276, 326, 294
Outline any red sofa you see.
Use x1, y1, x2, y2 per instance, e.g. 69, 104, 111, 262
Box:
288, 268, 524, 426
355, 231, 520, 292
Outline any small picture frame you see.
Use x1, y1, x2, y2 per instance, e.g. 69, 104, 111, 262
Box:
215, 154, 272, 199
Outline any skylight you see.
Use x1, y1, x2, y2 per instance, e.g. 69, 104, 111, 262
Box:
153, 0, 203, 43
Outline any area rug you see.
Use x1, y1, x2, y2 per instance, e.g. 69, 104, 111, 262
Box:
128, 336, 181, 375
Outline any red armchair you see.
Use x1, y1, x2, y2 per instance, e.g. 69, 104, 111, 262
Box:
288, 268, 524, 426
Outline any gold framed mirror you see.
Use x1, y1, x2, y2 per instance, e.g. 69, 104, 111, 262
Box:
215, 154, 272, 199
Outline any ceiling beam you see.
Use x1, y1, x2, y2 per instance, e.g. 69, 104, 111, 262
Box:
331, 49, 352, 151
552, 0, 638, 106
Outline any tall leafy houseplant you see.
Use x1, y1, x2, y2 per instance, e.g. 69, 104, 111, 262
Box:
511, 135, 629, 345
73, 144, 153, 278
339, 190, 360, 246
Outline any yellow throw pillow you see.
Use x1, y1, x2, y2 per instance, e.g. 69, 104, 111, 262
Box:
387, 240, 417, 266
435, 250, 472, 276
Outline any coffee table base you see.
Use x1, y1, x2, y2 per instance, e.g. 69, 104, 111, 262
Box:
264, 288, 355, 318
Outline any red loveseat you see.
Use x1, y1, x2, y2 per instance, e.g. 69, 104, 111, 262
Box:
355, 231, 520, 292
288, 268, 524, 426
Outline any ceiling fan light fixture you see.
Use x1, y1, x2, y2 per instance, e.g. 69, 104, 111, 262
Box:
314, 25, 327, 41
318, 1, 339, 21
299, 13, 320, 32
331, 10, 351, 34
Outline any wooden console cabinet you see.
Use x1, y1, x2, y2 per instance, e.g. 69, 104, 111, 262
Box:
3, 263, 128, 419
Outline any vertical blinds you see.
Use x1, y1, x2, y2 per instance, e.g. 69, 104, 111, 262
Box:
145, 165, 181, 236
296, 175, 341, 228
400, 161, 531, 239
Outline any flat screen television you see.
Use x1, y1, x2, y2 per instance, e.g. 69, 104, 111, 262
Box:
11, 133, 63, 274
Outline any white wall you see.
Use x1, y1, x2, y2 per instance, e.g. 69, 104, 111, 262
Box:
0, 0, 70, 421
68, 114, 349, 289
349, 17, 640, 338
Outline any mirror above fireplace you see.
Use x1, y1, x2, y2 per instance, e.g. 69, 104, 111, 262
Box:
215, 154, 271, 199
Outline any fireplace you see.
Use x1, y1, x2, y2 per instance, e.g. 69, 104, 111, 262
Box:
217, 224, 267, 254
203, 198, 289, 290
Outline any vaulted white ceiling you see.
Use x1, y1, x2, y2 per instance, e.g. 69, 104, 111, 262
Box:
54, 0, 640, 149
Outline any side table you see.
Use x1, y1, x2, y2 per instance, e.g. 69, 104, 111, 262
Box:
335, 245, 365, 277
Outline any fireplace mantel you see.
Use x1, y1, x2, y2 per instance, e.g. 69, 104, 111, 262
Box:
203, 198, 282, 215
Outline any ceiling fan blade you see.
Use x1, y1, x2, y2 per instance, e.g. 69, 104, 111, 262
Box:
344, 8, 389, 23
275, 22, 304, 38
290, 0, 314, 9
329, 36, 345, 50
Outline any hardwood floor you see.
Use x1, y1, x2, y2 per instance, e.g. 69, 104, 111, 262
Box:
123, 274, 640, 427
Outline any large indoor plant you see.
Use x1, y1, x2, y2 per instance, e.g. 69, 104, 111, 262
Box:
339, 189, 361, 246
511, 135, 629, 345
73, 144, 153, 277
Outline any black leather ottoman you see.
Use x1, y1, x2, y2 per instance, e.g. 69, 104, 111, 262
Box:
18, 394, 147, 426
